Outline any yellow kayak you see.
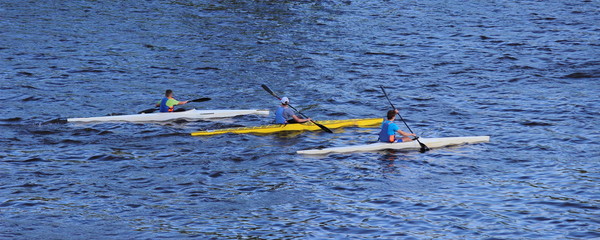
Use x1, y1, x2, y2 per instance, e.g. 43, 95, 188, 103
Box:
191, 118, 383, 136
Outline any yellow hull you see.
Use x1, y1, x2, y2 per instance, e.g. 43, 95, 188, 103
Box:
191, 118, 383, 136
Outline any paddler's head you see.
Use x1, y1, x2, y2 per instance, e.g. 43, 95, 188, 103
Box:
165, 89, 173, 98
387, 110, 397, 120
280, 97, 290, 106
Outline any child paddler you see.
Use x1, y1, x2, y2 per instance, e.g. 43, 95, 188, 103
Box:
274, 97, 311, 124
155, 89, 188, 112
379, 109, 416, 143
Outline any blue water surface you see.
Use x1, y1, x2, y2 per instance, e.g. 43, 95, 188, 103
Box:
1, 0, 599, 239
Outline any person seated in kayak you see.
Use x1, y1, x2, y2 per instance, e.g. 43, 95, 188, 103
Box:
155, 89, 188, 112
274, 97, 311, 124
379, 109, 416, 143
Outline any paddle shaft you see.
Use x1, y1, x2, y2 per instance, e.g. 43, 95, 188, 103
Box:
286, 105, 310, 120
380, 86, 430, 152
381, 94, 415, 134
139, 97, 211, 114
261, 85, 333, 133
261, 85, 314, 119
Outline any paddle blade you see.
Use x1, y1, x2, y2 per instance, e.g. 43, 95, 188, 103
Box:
139, 108, 157, 114
189, 97, 211, 103
410, 136, 430, 153
312, 120, 333, 133
418, 143, 430, 153
261, 84, 279, 99
416, 138, 430, 153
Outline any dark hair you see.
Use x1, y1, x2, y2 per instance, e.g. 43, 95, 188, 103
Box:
387, 110, 396, 120
165, 89, 173, 97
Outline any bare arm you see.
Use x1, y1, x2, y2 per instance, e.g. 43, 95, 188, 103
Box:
292, 114, 311, 123
397, 129, 416, 137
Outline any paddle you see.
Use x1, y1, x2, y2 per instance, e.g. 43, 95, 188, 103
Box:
380, 86, 430, 153
138, 97, 212, 114
188, 97, 212, 103
261, 84, 333, 133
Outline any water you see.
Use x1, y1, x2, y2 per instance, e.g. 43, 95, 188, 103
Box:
1, 0, 599, 239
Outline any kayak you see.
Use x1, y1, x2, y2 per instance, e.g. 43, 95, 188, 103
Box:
191, 118, 383, 136
297, 136, 490, 154
67, 109, 269, 122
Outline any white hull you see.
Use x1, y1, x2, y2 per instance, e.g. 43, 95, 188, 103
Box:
297, 136, 490, 155
67, 109, 269, 122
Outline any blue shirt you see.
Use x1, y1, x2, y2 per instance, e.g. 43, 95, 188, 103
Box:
379, 120, 399, 142
275, 106, 295, 124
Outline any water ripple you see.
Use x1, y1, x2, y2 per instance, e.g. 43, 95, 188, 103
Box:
0, 0, 599, 239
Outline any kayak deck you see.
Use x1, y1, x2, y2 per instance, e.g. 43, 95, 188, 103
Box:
67, 109, 269, 122
191, 118, 383, 136
297, 136, 490, 154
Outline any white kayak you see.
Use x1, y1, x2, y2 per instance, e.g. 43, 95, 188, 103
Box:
297, 136, 490, 155
67, 109, 269, 123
